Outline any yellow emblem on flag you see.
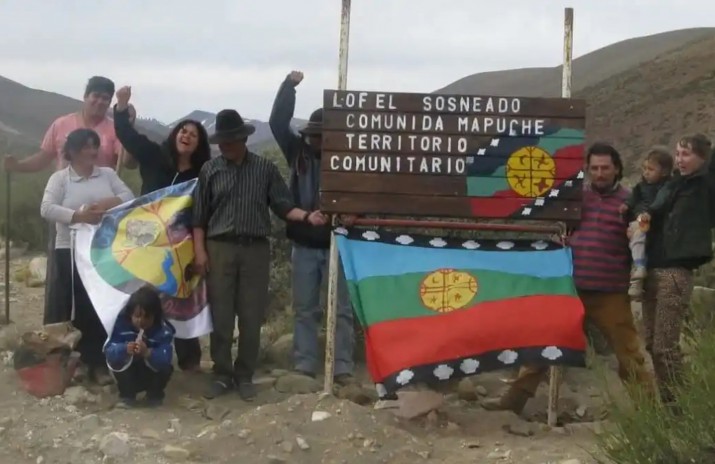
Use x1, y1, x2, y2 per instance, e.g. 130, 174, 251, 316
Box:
419, 269, 478, 313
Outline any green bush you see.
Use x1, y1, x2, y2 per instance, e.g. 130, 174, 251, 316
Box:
594, 302, 715, 464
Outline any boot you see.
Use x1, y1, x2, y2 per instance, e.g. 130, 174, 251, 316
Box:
480, 387, 530, 414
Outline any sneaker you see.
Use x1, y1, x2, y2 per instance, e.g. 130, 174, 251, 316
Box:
632, 266, 647, 280
237, 382, 257, 402
204, 379, 232, 400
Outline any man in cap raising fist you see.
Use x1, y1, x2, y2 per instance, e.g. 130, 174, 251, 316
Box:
269, 71, 357, 387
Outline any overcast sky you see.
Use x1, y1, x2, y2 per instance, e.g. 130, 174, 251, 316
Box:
1, 0, 713, 124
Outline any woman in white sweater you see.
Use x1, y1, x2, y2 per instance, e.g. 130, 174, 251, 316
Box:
41, 128, 135, 385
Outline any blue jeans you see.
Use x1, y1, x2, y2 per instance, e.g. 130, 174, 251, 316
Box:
291, 245, 354, 376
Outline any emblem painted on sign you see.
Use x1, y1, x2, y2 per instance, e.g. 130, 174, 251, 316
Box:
506, 146, 556, 197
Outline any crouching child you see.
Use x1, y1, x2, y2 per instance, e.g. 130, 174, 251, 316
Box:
104, 286, 175, 408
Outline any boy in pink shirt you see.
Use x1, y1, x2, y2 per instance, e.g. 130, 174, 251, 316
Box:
4, 76, 122, 172
41, 112, 122, 170
2, 76, 126, 329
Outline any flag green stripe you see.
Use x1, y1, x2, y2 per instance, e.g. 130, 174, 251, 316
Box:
348, 269, 577, 327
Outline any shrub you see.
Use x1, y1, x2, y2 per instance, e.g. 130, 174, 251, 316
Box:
594, 301, 715, 463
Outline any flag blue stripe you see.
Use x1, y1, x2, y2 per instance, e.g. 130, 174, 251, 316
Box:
336, 236, 573, 281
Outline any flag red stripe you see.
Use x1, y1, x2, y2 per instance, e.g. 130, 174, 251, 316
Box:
363, 294, 586, 381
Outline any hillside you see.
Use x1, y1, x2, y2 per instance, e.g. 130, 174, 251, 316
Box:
0, 70, 307, 153
2, 27, 714, 168
0, 75, 166, 147
438, 28, 715, 98
438, 27, 715, 176
579, 32, 715, 173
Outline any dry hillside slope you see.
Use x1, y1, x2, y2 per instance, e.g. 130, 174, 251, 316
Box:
0, 74, 165, 147
438, 28, 715, 175
438, 28, 714, 98
580, 32, 715, 174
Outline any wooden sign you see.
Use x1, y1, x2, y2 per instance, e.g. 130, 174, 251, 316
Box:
319, 90, 586, 222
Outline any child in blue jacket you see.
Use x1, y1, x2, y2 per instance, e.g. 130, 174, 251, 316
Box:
104, 286, 175, 408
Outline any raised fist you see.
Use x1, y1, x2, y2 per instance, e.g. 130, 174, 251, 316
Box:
116, 86, 132, 108
288, 71, 304, 85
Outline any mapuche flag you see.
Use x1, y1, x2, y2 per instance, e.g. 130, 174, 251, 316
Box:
335, 228, 587, 398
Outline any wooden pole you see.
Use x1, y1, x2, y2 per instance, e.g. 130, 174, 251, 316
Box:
4, 170, 10, 324
547, 6, 574, 427
323, 0, 352, 395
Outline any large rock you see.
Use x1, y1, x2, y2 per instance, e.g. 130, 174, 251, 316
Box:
265, 334, 294, 368
275, 373, 321, 394
391, 391, 444, 419
162, 445, 191, 461
27, 256, 47, 287
99, 432, 131, 458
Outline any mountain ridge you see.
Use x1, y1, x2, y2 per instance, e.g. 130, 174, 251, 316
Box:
1, 27, 714, 167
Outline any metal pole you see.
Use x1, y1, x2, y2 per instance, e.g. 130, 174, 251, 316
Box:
547, 6, 573, 428
323, 0, 352, 395
4, 171, 10, 324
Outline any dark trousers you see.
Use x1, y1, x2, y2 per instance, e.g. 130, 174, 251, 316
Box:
175, 338, 202, 370
48, 248, 107, 368
114, 360, 173, 400
42, 222, 55, 324
205, 238, 270, 384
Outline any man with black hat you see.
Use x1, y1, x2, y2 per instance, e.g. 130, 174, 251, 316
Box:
193, 108, 327, 400
269, 71, 357, 386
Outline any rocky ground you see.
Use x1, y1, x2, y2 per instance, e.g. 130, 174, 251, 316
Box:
0, 250, 633, 464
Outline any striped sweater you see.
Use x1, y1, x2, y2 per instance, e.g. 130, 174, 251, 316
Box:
569, 183, 631, 293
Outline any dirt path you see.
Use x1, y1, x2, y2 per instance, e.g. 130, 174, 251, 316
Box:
0, 254, 616, 464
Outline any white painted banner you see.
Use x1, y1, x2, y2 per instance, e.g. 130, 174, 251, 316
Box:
74, 179, 212, 340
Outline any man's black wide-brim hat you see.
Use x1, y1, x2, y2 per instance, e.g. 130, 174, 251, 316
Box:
208, 109, 256, 144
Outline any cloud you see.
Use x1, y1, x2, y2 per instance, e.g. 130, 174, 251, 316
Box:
0, 0, 713, 122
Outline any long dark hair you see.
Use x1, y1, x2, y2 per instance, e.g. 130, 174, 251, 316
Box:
163, 119, 210, 171
120, 285, 164, 329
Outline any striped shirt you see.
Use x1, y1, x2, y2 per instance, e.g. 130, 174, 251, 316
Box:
192, 152, 295, 238
569, 183, 631, 292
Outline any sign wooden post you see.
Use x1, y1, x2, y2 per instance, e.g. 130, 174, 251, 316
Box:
3, 170, 10, 324
323, 0, 352, 396
547, 6, 575, 428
